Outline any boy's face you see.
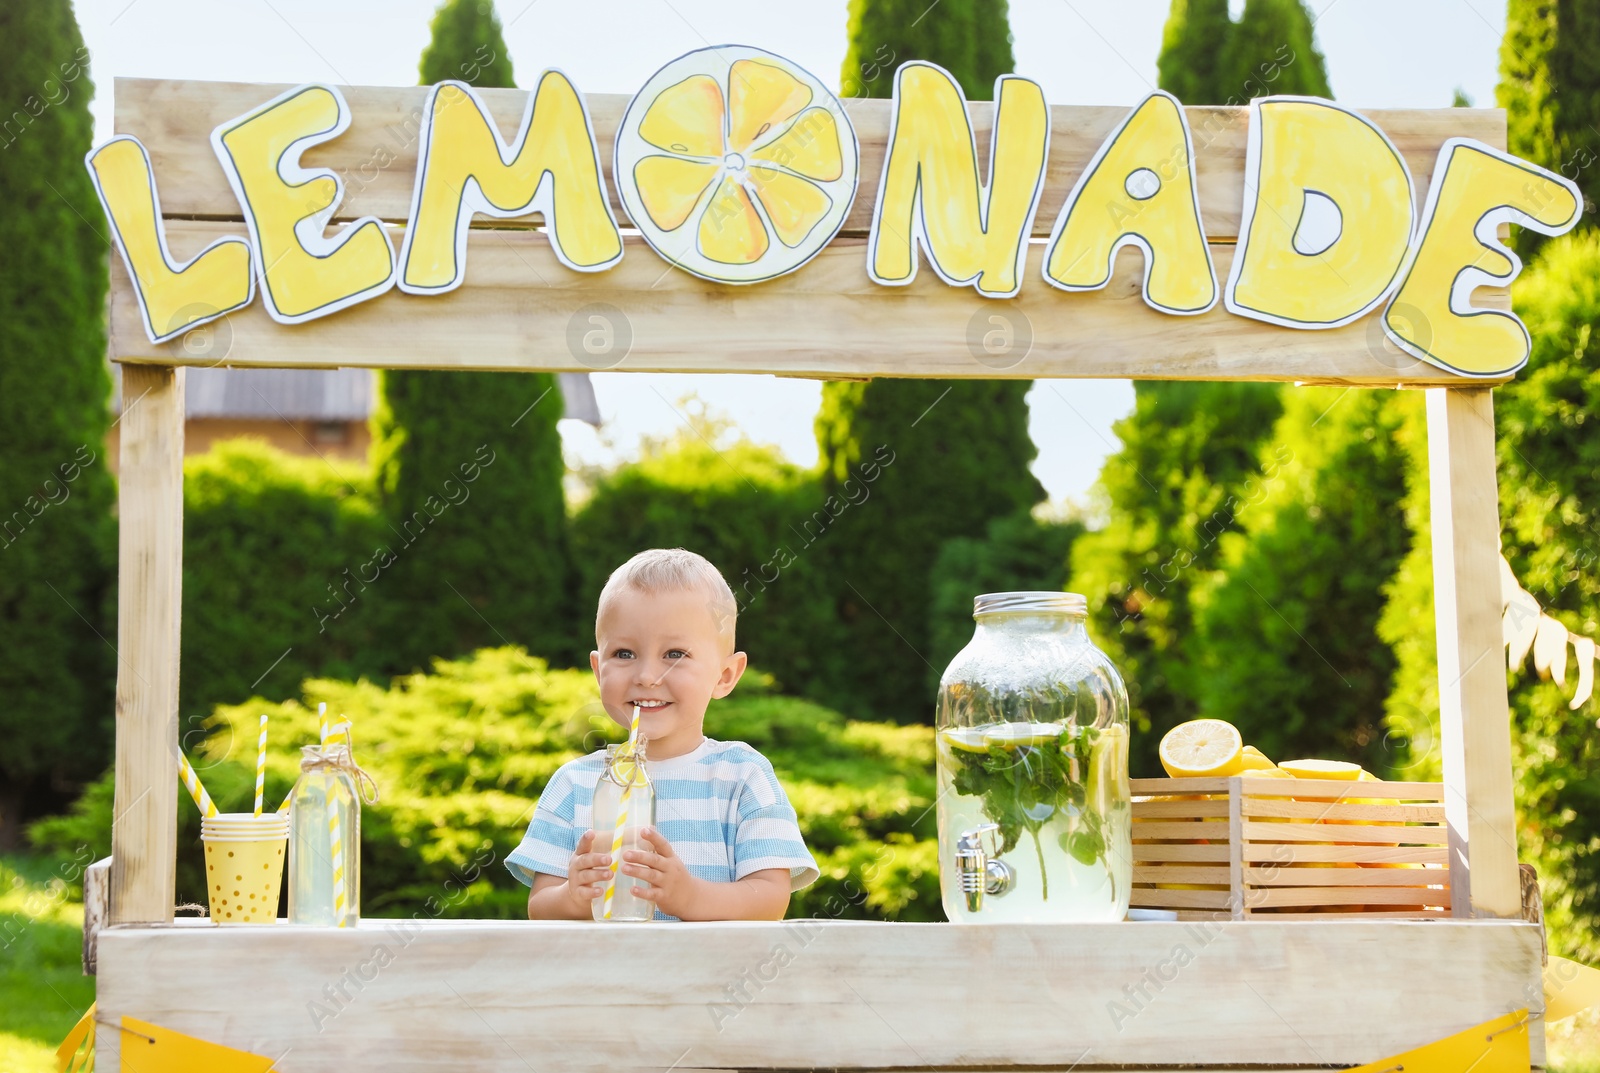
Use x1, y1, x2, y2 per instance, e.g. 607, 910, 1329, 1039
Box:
590, 586, 746, 760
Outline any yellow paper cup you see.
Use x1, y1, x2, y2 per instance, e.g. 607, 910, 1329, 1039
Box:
201, 813, 288, 924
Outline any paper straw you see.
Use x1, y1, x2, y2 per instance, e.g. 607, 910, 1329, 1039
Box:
330, 793, 346, 925
318, 702, 328, 747
253, 713, 269, 817
602, 705, 643, 920
177, 754, 218, 818
325, 718, 351, 751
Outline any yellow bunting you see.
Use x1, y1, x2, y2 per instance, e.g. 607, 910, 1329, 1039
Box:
118, 1017, 275, 1073
1339, 1008, 1529, 1073
210, 83, 394, 323
54, 1002, 94, 1073
1383, 138, 1582, 377
1545, 955, 1600, 1022
399, 73, 623, 295
84, 137, 254, 344
1043, 91, 1215, 314
869, 62, 1049, 299
1226, 97, 1416, 329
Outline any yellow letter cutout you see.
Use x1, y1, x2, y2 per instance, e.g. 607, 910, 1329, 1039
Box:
1226, 97, 1415, 329
211, 84, 394, 324
399, 72, 623, 294
85, 136, 254, 344
1043, 91, 1215, 315
1383, 138, 1581, 377
869, 63, 1048, 298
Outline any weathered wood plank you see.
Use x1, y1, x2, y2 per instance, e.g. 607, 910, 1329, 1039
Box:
114, 78, 1506, 242
1428, 388, 1522, 919
109, 366, 184, 925
82, 856, 111, 974
95, 918, 1544, 1071
109, 223, 1503, 384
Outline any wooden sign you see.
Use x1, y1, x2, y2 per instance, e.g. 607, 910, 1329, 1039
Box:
88, 49, 1581, 384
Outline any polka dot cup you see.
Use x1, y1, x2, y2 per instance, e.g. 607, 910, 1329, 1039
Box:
201, 813, 289, 925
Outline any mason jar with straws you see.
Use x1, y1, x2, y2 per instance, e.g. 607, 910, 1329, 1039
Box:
591, 705, 656, 922
286, 707, 370, 927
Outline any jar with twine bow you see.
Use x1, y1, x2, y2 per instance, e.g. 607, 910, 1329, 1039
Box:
287, 714, 379, 927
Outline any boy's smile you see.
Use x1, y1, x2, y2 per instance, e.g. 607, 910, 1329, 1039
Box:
591, 586, 747, 759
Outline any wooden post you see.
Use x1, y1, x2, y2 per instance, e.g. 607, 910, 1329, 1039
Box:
1426, 387, 1519, 919
109, 364, 185, 925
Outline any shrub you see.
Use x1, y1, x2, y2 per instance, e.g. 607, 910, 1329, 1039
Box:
33, 648, 940, 921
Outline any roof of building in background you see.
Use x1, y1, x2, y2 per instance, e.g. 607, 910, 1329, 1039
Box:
109, 367, 600, 426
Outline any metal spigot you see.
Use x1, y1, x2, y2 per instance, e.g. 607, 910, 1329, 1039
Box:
955, 823, 1015, 913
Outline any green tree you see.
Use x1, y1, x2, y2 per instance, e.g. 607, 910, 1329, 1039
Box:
0, 0, 115, 844
373, 0, 574, 670
1157, 0, 1232, 104
1192, 389, 1414, 769
1075, 0, 1330, 773
1220, 0, 1330, 101
820, 0, 1040, 725
1499, 0, 1600, 251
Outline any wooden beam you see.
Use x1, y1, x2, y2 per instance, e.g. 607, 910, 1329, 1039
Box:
109, 222, 1506, 384
109, 364, 185, 925
113, 78, 1506, 240
95, 918, 1544, 1070
1427, 387, 1520, 919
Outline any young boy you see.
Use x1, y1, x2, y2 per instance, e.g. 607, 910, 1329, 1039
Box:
506, 548, 818, 920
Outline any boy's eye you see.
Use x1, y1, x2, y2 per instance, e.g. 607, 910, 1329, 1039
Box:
665, 649, 688, 660
612, 648, 634, 659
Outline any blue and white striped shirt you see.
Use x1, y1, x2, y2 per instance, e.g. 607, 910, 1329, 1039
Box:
506, 738, 818, 920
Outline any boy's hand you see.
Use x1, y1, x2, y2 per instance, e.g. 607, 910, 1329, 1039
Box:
564, 829, 616, 910
621, 828, 698, 918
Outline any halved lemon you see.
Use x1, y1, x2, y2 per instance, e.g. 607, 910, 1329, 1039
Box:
1158, 719, 1243, 778
615, 45, 860, 284
1239, 745, 1276, 770
980, 721, 1066, 749
1278, 758, 1363, 781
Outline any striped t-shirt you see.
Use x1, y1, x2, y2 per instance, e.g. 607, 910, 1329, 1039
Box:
506, 737, 818, 921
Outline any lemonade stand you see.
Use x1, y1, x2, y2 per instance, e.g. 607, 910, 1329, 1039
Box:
82, 41, 1575, 1071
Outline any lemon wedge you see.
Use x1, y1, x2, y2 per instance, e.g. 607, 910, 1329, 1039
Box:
1278, 758, 1363, 780
1158, 719, 1244, 778
980, 721, 1066, 749
1239, 745, 1276, 770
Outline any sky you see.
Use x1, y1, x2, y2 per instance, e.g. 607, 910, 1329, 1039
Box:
75, 0, 1509, 503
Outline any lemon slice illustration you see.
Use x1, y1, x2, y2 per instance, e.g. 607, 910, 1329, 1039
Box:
615, 45, 860, 284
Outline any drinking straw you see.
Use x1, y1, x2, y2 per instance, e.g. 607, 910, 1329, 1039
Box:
253, 713, 269, 817
317, 702, 328, 747
601, 705, 643, 920
177, 753, 218, 818
330, 792, 346, 925
325, 717, 351, 751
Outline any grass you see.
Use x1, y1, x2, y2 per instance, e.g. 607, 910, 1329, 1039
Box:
0, 855, 95, 1073
1, 851, 1596, 1071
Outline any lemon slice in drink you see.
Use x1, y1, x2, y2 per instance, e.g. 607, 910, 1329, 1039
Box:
938, 727, 991, 753
1158, 718, 1244, 778
980, 722, 1066, 749
1278, 758, 1363, 780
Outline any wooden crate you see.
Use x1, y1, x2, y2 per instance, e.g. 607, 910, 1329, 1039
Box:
1131, 775, 1451, 919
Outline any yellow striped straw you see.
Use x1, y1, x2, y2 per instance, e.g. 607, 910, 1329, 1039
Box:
177, 754, 218, 818
601, 705, 642, 920
329, 795, 346, 925
253, 712, 269, 817
317, 701, 328, 746
325, 718, 351, 751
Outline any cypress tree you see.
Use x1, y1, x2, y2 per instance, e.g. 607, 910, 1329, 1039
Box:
373, 0, 573, 669
1157, 0, 1232, 104
1499, 0, 1600, 252
1220, 0, 1330, 101
819, 1, 1042, 725
0, 0, 115, 843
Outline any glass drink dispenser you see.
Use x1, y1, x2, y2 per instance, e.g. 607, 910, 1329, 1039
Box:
936, 592, 1131, 922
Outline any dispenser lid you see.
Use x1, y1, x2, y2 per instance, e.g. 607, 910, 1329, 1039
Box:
972, 591, 1088, 617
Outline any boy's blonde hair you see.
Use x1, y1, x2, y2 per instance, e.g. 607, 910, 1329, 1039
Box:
596, 548, 738, 653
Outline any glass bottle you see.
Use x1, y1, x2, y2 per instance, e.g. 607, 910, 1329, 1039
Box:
590, 741, 656, 922
288, 744, 361, 927
936, 591, 1131, 923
